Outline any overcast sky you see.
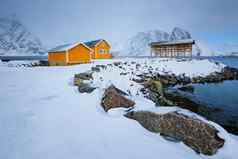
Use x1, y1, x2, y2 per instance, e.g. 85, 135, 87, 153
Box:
1, 0, 238, 50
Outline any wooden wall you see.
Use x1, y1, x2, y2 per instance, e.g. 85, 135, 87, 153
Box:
151, 44, 193, 57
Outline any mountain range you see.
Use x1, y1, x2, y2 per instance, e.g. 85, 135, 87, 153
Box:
0, 17, 45, 56
1, 17, 236, 57
113, 27, 201, 57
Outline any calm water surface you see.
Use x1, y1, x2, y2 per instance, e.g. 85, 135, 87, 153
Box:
192, 57, 238, 125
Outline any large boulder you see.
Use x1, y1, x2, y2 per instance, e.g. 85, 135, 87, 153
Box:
125, 111, 225, 155
101, 85, 135, 112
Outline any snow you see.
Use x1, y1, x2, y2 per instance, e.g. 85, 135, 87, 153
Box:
0, 58, 237, 159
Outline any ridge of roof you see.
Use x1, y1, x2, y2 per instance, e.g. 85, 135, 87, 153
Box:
49, 42, 93, 52
150, 39, 195, 46
84, 39, 103, 47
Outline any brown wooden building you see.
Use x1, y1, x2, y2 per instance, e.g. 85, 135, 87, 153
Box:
150, 39, 195, 58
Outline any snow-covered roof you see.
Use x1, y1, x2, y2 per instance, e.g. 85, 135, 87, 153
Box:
84, 39, 102, 48
49, 42, 92, 52
150, 39, 195, 46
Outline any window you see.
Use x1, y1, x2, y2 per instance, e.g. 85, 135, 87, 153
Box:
99, 49, 105, 54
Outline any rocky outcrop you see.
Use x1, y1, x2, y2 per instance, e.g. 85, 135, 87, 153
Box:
125, 111, 225, 155
135, 66, 238, 86
101, 85, 135, 112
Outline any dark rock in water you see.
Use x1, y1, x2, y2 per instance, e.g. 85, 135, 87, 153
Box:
178, 85, 194, 93
78, 83, 96, 93
91, 67, 100, 72
74, 72, 93, 80
101, 85, 135, 112
125, 111, 225, 155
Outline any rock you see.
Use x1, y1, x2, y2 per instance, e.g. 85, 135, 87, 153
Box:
39, 60, 49, 66
120, 72, 128, 76
113, 62, 122, 66
222, 66, 238, 80
96, 65, 107, 69
74, 72, 93, 80
78, 83, 96, 93
143, 79, 174, 106
74, 77, 82, 86
132, 78, 146, 83
131, 61, 136, 64
144, 79, 164, 96
101, 85, 135, 112
136, 64, 141, 69
125, 111, 225, 155
91, 67, 100, 72
178, 85, 194, 93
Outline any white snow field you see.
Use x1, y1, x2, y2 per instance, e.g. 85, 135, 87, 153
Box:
0, 58, 237, 159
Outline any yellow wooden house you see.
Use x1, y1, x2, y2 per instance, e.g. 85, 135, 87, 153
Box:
84, 39, 112, 59
48, 39, 112, 66
48, 42, 92, 66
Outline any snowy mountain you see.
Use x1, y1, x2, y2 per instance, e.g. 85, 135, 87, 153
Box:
169, 27, 192, 41
115, 30, 170, 56
0, 17, 45, 56
114, 27, 193, 57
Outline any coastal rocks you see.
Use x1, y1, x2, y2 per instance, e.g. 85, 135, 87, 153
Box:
191, 66, 238, 84
113, 62, 122, 66
78, 83, 96, 93
74, 77, 82, 86
125, 111, 225, 155
91, 66, 100, 72
91, 65, 107, 72
74, 72, 93, 80
222, 66, 238, 80
101, 85, 135, 112
74, 72, 96, 93
178, 85, 194, 93
143, 79, 174, 106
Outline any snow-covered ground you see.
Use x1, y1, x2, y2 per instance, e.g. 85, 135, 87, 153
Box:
0, 58, 237, 159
